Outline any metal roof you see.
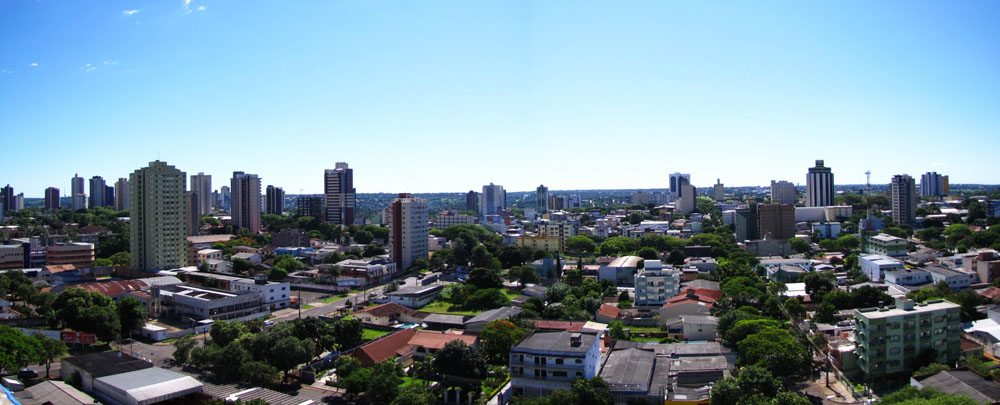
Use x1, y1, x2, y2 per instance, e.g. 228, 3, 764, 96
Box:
95, 367, 202, 403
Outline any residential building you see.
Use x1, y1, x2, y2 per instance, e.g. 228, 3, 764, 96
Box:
0, 184, 12, 213
197, 249, 223, 263
219, 185, 231, 211
114, 178, 129, 211
408, 330, 478, 360
272, 228, 310, 247
435, 210, 476, 228
757, 203, 795, 240
72, 193, 87, 211
662, 315, 719, 341
634, 260, 681, 306
812, 222, 842, 239
104, 186, 114, 208
669, 173, 691, 198
510, 331, 601, 397
920, 172, 944, 197
88, 176, 106, 209
867, 233, 908, 257
265, 185, 284, 215
859, 254, 904, 282
480, 183, 506, 216
824, 205, 853, 222
353, 328, 418, 367
968, 250, 1000, 285
770, 180, 796, 205
353, 302, 423, 326
891, 174, 917, 225
536, 185, 549, 213
854, 298, 961, 382
885, 269, 932, 287
324, 162, 356, 225
187, 191, 201, 236
599, 256, 643, 286
231, 171, 262, 233
296, 195, 323, 218
387, 193, 428, 271
806, 160, 835, 207
942, 175, 950, 195
190, 172, 212, 216
465, 190, 479, 214
159, 283, 268, 322
735, 204, 759, 242
713, 179, 724, 202
44, 187, 61, 212
46, 242, 95, 267
675, 184, 696, 214
386, 284, 443, 308
130, 160, 188, 271
179, 271, 290, 310
465, 306, 523, 333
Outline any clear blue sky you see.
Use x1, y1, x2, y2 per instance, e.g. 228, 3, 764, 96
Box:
2, 1, 999, 197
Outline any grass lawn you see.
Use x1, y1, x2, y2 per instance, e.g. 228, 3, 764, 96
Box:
319, 295, 347, 304
626, 326, 664, 334
503, 289, 522, 300
418, 300, 483, 316
301, 304, 315, 310
629, 336, 664, 342
362, 328, 390, 340
401, 377, 431, 387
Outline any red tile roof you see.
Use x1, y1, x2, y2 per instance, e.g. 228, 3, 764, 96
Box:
597, 304, 620, 320
355, 302, 420, 318
979, 287, 1000, 300
666, 288, 720, 305
407, 330, 477, 351
663, 299, 714, 309
53, 279, 149, 297
44, 264, 76, 274
532, 320, 586, 332
353, 328, 417, 367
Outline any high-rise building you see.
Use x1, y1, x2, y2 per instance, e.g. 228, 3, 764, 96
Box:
735, 204, 759, 242
11, 194, 24, 211
297, 196, 323, 218
770, 180, 796, 205
567, 194, 581, 209
387, 193, 428, 271
231, 171, 262, 233
71, 174, 84, 197
187, 191, 202, 236
480, 183, 506, 216
104, 185, 115, 208
669, 173, 691, 198
942, 175, 950, 195
0, 185, 13, 213
549, 195, 566, 211
465, 191, 479, 214
536, 185, 549, 214
891, 174, 917, 225
713, 179, 725, 202
88, 176, 106, 208
190, 172, 213, 216
265, 185, 285, 215
130, 161, 188, 271
920, 172, 944, 197
757, 204, 796, 240
324, 162, 356, 226
71, 194, 87, 211
675, 184, 696, 214
114, 178, 130, 211
44, 187, 60, 212
220, 186, 231, 211
806, 160, 835, 207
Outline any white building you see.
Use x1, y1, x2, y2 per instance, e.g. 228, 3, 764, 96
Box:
859, 254, 904, 282
634, 260, 681, 306
387, 193, 429, 271
510, 331, 601, 397
230, 276, 291, 310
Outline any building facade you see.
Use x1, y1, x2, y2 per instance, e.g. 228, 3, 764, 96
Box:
920, 172, 944, 197
231, 171, 262, 233
806, 160, 835, 207
854, 298, 961, 383
265, 185, 285, 215
130, 161, 188, 271
757, 203, 795, 240
669, 173, 691, 198
324, 162, 356, 225
190, 172, 212, 216
481, 183, 506, 216
435, 210, 476, 229
867, 233, 908, 257
44, 187, 60, 212
770, 180, 796, 205
891, 174, 917, 225
114, 178, 129, 211
88, 176, 106, 209
465, 190, 479, 214
536, 185, 549, 214
387, 193, 429, 271
510, 331, 601, 397
713, 179, 724, 202
634, 260, 681, 306
296, 196, 323, 218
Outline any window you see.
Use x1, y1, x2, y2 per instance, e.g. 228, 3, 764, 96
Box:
888, 322, 900, 329
555, 358, 563, 365
889, 335, 900, 342
552, 371, 567, 377
575, 359, 582, 364
889, 347, 900, 355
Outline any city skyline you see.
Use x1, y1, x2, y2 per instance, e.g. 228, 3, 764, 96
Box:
3, 1, 1000, 193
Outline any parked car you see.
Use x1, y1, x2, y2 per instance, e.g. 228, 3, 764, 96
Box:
17, 368, 37, 380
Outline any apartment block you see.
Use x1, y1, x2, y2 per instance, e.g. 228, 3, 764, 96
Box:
634, 260, 681, 306
854, 298, 961, 381
510, 331, 601, 397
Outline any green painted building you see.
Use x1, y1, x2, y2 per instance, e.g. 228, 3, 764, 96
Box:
854, 297, 961, 383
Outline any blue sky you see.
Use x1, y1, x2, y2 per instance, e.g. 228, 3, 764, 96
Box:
2, 1, 998, 196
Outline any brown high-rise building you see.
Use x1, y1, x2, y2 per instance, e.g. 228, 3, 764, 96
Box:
757, 203, 795, 240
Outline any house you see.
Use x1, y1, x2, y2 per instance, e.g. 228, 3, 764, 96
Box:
407, 330, 478, 360
422, 313, 468, 331
596, 304, 620, 324
659, 289, 716, 324
634, 260, 681, 306
386, 284, 443, 309
464, 306, 522, 334
684, 257, 717, 274
522, 284, 547, 299
0, 298, 19, 320
197, 249, 223, 263
510, 331, 602, 397
923, 265, 975, 290
679, 315, 718, 341
353, 328, 418, 367
353, 303, 424, 326
978, 287, 1000, 304
866, 233, 908, 257
232, 252, 262, 266
533, 320, 587, 333
681, 279, 720, 292
599, 347, 668, 405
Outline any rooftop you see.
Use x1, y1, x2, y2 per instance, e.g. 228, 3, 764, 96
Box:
870, 233, 906, 243
94, 367, 202, 403
606, 256, 643, 268
355, 302, 420, 318
600, 348, 654, 393
597, 304, 620, 320
13, 380, 96, 405
63, 351, 153, 378
513, 330, 597, 354
186, 234, 234, 245
422, 313, 468, 325
387, 283, 443, 297
917, 370, 1000, 402
407, 330, 477, 351
923, 264, 970, 279
855, 300, 959, 320
465, 306, 522, 325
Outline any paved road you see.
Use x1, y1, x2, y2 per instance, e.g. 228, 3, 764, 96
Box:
272, 284, 388, 322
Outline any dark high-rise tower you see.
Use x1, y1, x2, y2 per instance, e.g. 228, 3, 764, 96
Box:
266, 185, 285, 215
324, 162, 355, 225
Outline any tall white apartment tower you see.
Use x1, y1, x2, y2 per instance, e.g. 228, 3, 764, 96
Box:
114, 178, 130, 211
190, 172, 213, 216
231, 171, 262, 233
387, 193, 429, 271
806, 160, 835, 207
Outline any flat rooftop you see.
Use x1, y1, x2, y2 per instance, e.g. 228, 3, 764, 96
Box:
600, 348, 654, 393
513, 331, 596, 355
855, 300, 959, 320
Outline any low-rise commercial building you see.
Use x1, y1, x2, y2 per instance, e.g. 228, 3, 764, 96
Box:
335, 255, 397, 287
0, 244, 24, 269
859, 254, 904, 282
159, 284, 267, 323
46, 242, 95, 267
599, 256, 642, 286
924, 265, 975, 290
386, 284, 444, 309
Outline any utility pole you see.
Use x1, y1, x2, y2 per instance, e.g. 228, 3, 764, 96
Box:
298, 289, 302, 319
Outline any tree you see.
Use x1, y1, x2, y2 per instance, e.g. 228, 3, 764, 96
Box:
609, 321, 627, 340
789, 237, 811, 254
94, 258, 113, 267
546, 282, 571, 303
354, 230, 374, 244
52, 287, 121, 341
465, 288, 510, 310
232, 258, 254, 274
723, 319, 783, 344
813, 303, 838, 324
880, 386, 982, 405
210, 320, 247, 347
572, 377, 612, 405
710, 365, 781, 405
470, 244, 501, 270
784, 298, 806, 321
367, 360, 403, 405
392, 384, 436, 405
468, 267, 503, 290
636, 247, 659, 260
117, 296, 148, 337
241, 361, 279, 386
33, 333, 68, 378
480, 320, 525, 364
363, 244, 386, 257
433, 340, 487, 379
340, 367, 373, 394
0, 326, 40, 375
173, 335, 197, 365
566, 235, 597, 257
332, 318, 364, 351
109, 251, 131, 266
510, 265, 539, 285
333, 355, 361, 379
268, 336, 315, 381
737, 328, 810, 382
913, 363, 950, 378
498, 245, 527, 269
